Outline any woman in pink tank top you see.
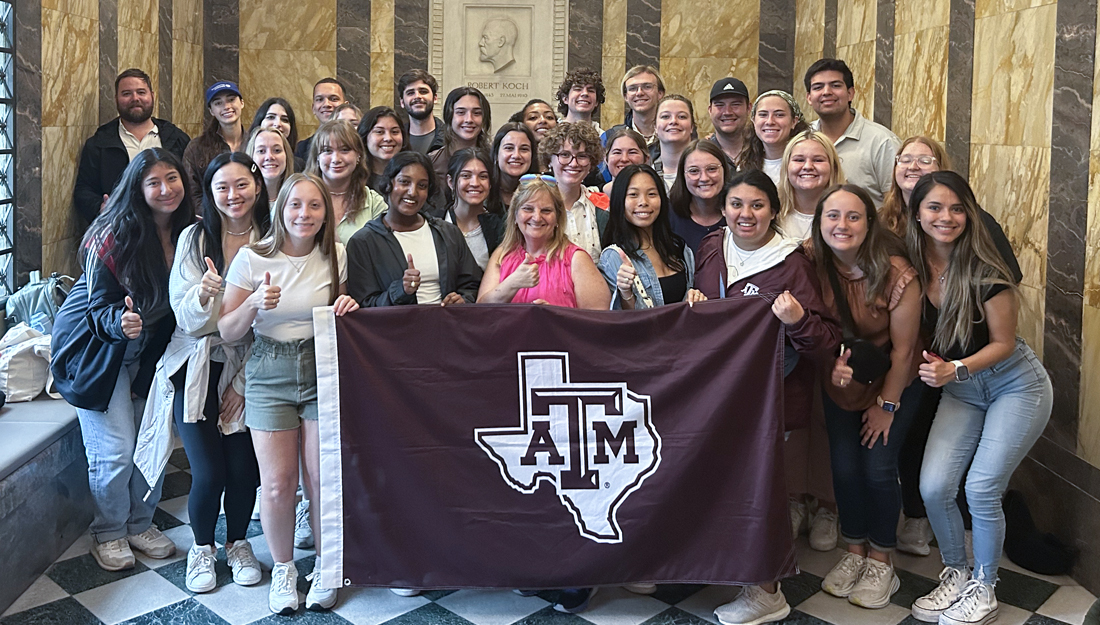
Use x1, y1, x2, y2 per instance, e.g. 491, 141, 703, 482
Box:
477, 175, 610, 309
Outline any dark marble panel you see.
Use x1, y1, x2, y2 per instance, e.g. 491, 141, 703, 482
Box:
945, 0, 974, 178
639, 606, 712, 625
158, 0, 173, 120
781, 570, 824, 608
626, 0, 661, 72
996, 568, 1060, 612
203, 0, 239, 87
873, 0, 894, 128
337, 0, 371, 106
758, 0, 796, 94
498, 605, 588, 625
167, 446, 190, 471
393, 0, 428, 107
160, 470, 192, 500
47, 553, 151, 595
157, 553, 235, 595
116, 597, 230, 625
0, 597, 102, 625
649, 583, 707, 605
1028, 434, 1100, 501
13, 0, 42, 285
891, 568, 940, 609
99, 0, 119, 126
568, 0, 603, 124
823, 0, 838, 60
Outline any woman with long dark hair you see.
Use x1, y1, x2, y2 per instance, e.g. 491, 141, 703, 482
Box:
514, 98, 558, 142
906, 171, 1052, 625
599, 164, 704, 308
52, 148, 195, 571
444, 148, 504, 270
668, 140, 731, 253
184, 81, 246, 210
489, 122, 539, 214
250, 97, 300, 152
358, 106, 411, 194
428, 86, 492, 183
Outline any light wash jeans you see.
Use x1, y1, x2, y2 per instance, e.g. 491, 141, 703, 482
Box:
75, 341, 164, 543
919, 338, 1052, 583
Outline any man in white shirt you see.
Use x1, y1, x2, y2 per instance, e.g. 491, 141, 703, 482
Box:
804, 59, 899, 207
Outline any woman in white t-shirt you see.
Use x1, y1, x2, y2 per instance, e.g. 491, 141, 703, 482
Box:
739, 90, 809, 186
777, 130, 846, 241
218, 173, 358, 616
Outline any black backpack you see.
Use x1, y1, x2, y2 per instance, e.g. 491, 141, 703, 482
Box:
1003, 489, 1075, 576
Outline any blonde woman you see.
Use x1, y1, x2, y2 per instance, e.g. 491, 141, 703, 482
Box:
777, 130, 845, 241
247, 126, 295, 215
305, 119, 387, 244
878, 136, 951, 237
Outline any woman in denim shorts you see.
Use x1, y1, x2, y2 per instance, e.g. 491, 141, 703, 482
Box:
219, 173, 359, 616
905, 171, 1053, 625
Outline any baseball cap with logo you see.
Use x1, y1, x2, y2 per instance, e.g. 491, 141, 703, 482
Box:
709, 78, 750, 102
205, 81, 242, 106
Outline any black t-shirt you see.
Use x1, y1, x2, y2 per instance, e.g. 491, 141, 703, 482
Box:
658, 271, 688, 304
669, 210, 724, 255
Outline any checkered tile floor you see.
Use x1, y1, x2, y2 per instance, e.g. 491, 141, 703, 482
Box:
3, 447, 1095, 625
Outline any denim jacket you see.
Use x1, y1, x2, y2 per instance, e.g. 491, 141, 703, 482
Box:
597, 244, 695, 309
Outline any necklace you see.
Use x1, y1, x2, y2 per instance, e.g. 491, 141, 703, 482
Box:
732, 241, 762, 266
285, 248, 315, 273
329, 190, 348, 196
225, 225, 253, 237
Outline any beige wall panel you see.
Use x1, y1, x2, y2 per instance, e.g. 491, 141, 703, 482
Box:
835, 39, 875, 118
891, 26, 948, 142
662, 0, 759, 60
660, 57, 758, 138
42, 9, 99, 127
118, 27, 159, 92
836, 0, 875, 48
118, 0, 158, 33
239, 0, 337, 51
1086, 152, 1100, 307
970, 5, 1055, 147
174, 0, 203, 44
41, 126, 93, 247
975, 0, 1056, 20
895, 0, 949, 35
240, 49, 337, 140
969, 144, 1049, 290
795, 0, 825, 57
173, 41, 205, 131
601, 0, 627, 127
42, 0, 99, 20
42, 238, 82, 280
370, 0, 395, 108
1078, 305, 1100, 468
1016, 283, 1045, 361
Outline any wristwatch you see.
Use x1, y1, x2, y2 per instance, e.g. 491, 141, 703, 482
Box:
876, 396, 899, 413
951, 360, 970, 382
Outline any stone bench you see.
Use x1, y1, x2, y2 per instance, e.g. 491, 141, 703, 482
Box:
0, 396, 92, 614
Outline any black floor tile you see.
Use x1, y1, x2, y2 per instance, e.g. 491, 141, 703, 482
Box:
650, 584, 707, 605
212, 514, 264, 544
115, 598, 229, 624
776, 609, 831, 624
895, 617, 926, 625
0, 597, 102, 625
891, 567, 940, 609
160, 472, 192, 501
295, 555, 318, 595
996, 568, 1060, 612
152, 508, 185, 532
421, 589, 458, 601
250, 607, 353, 624
782, 571, 824, 608
640, 606, 712, 625
46, 553, 151, 595
167, 448, 190, 471
507, 605, 589, 624
1024, 615, 1073, 625
380, 602, 476, 625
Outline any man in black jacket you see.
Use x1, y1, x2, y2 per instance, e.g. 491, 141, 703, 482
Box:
73, 68, 191, 228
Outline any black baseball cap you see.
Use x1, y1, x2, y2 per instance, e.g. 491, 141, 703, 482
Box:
710, 78, 750, 102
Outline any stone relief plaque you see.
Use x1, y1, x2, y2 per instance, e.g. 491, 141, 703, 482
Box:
431, 0, 567, 130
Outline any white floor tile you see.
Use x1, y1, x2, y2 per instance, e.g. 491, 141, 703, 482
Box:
892, 547, 947, 582
795, 539, 849, 579
73, 570, 189, 625
2, 575, 68, 616
434, 589, 549, 625
158, 495, 190, 525
330, 586, 430, 625
796, 591, 911, 625
1036, 585, 1098, 625
56, 531, 94, 562
576, 587, 670, 625
192, 573, 276, 625
673, 584, 742, 624
985, 602, 1034, 625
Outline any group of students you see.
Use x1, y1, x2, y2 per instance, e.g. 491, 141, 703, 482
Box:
50, 57, 1053, 625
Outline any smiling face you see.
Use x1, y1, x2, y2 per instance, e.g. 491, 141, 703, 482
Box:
807, 70, 853, 117
388, 163, 431, 216
312, 83, 345, 122
251, 131, 287, 182
918, 184, 967, 246
708, 94, 749, 136
656, 100, 693, 146
451, 158, 490, 206
452, 95, 485, 143
754, 96, 798, 148
516, 189, 557, 242
786, 140, 831, 193
623, 172, 662, 230
209, 93, 242, 126
498, 131, 533, 178
366, 116, 403, 164
211, 162, 258, 223
723, 183, 775, 250
895, 141, 940, 197
550, 139, 592, 185
116, 77, 154, 124
683, 150, 724, 201
820, 190, 868, 256
523, 102, 557, 139
624, 72, 662, 116
400, 80, 436, 121
606, 136, 647, 178
260, 103, 292, 138
142, 162, 186, 218
565, 83, 598, 116
317, 139, 358, 184
283, 180, 327, 243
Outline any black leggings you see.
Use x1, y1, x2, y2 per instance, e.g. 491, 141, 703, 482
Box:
172, 362, 259, 546
898, 381, 971, 524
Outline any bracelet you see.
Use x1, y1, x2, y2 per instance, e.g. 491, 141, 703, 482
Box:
621, 290, 635, 301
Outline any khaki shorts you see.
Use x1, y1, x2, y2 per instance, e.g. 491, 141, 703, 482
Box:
244, 334, 318, 431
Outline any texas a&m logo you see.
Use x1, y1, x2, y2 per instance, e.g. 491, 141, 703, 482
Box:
475, 352, 662, 543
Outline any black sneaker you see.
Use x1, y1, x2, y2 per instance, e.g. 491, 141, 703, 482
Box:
554, 587, 598, 613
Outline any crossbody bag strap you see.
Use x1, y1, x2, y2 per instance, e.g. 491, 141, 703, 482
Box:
824, 260, 857, 341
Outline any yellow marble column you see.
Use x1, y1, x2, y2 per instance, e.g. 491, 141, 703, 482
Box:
370, 0, 395, 109
117, 0, 160, 112
835, 0, 875, 117
602, 0, 627, 128
891, 0, 949, 142
794, 0, 825, 122
174, 0, 204, 139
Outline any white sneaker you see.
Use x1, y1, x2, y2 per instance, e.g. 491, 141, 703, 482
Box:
390, 588, 421, 596
898, 516, 933, 556
226, 539, 262, 586
294, 499, 315, 549
809, 508, 839, 551
624, 582, 657, 594
127, 527, 177, 559
306, 571, 338, 610
848, 558, 900, 609
186, 544, 217, 593
789, 498, 807, 541
821, 552, 865, 598
911, 566, 971, 622
939, 579, 998, 625
269, 561, 299, 615
91, 538, 135, 571
714, 584, 791, 625
252, 486, 262, 521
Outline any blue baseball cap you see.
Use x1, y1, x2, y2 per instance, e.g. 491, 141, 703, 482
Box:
205, 81, 242, 105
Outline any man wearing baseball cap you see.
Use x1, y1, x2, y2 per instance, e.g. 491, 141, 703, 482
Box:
705, 77, 751, 165
182, 80, 246, 209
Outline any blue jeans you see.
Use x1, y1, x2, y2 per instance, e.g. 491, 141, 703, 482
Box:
75, 343, 164, 543
823, 381, 922, 551
920, 339, 1052, 583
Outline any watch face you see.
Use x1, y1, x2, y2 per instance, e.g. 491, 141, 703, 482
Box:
956, 366, 970, 381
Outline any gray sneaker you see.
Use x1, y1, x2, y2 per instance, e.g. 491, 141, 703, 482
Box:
848, 558, 900, 609
92, 538, 136, 571
714, 584, 791, 625
294, 499, 314, 549
898, 516, 933, 556
821, 552, 865, 598
911, 566, 970, 622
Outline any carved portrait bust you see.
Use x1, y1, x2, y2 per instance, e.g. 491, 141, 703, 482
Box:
478, 17, 519, 73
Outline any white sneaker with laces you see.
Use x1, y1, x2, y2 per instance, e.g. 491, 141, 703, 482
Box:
91, 538, 136, 571
269, 561, 299, 615
939, 579, 998, 625
306, 564, 338, 611
821, 552, 865, 598
186, 544, 217, 593
624, 583, 657, 594
294, 499, 315, 549
911, 566, 971, 622
848, 557, 900, 609
127, 527, 177, 558
789, 498, 807, 541
252, 486, 262, 521
898, 516, 933, 556
714, 584, 791, 625
809, 508, 839, 551
226, 539, 262, 586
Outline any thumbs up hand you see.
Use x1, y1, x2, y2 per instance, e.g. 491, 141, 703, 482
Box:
121, 295, 143, 339
918, 350, 954, 388
615, 249, 637, 302
832, 347, 854, 388
506, 252, 540, 290
199, 256, 223, 306
403, 254, 422, 295
251, 271, 281, 310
